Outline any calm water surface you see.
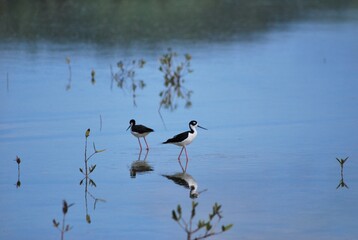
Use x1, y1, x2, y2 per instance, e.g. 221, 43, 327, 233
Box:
1, 1, 358, 239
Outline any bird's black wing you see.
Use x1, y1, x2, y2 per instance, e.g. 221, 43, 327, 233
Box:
133, 124, 154, 134
163, 131, 189, 144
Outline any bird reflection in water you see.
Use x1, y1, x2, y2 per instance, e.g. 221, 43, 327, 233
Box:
162, 172, 207, 199
130, 149, 154, 178
336, 157, 349, 189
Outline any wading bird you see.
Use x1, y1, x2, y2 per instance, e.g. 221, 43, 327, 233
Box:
127, 119, 154, 150
163, 120, 207, 172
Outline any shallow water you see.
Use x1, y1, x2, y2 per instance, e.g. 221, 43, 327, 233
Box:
1, 1, 358, 239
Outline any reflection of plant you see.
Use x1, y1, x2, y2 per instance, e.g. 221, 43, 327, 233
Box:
336, 157, 349, 167
53, 200, 74, 240
65, 57, 72, 91
79, 129, 106, 223
172, 201, 233, 240
91, 68, 96, 85
336, 157, 349, 189
14, 156, 21, 188
80, 175, 106, 224
111, 59, 146, 106
159, 48, 193, 111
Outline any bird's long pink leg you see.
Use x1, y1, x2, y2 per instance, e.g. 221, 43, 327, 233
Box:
137, 137, 142, 151
184, 146, 189, 172
143, 137, 150, 150
178, 146, 184, 160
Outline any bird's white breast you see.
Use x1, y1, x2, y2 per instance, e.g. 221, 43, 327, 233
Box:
175, 130, 197, 146
131, 131, 150, 138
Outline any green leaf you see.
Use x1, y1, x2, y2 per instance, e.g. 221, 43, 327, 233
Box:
222, 224, 233, 232
90, 164, 96, 173
185, 53, 192, 61
52, 219, 59, 228
85, 128, 90, 138
198, 220, 206, 229
62, 200, 68, 214
95, 149, 106, 153
86, 214, 91, 224
206, 222, 212, 231
177, 205, 182, 215
172, 210, 178, 221
65, 224, 70, 232
89, 179, 97, 187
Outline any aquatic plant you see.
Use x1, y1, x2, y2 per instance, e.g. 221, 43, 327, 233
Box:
14, 156, 21, 188
65, 57, 72, 90
79, 128, 105, 178
336, 157, 349, 189
111, 59, 146, 106
53, 200, 74, 240
6, 72, 9, 92
91, 68, 96, 85
79, 128, 106, 223
336, 157, 349, 167
172, 201, 233, 240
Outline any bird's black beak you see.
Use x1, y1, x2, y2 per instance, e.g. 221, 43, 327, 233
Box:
126, 125, 131, 131
198, 125, 207, 130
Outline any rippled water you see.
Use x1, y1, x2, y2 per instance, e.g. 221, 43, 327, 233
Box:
1, 1, 358, 239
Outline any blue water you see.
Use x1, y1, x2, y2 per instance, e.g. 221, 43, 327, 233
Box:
1, 6, 358, 240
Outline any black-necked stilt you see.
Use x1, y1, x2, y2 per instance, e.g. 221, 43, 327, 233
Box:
127, 119, 154, 150
162, 120, 207, 172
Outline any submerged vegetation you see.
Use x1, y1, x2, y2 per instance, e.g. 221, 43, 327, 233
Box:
64, 48, 193, 118
159, 48, 193, 111
79, 128, 106, 223
53, 200, 74, 240
336, 157, 349, 189
65, 57, 72, 91
91, 69, 96, 85
111, 59, 146, 106
14, 155, 21, 188
158, 48, 194, 126
172, 201, 233, 240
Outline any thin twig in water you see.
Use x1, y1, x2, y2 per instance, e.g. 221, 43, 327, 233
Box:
6, 72, 9, 92
110, 64, 114, 90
